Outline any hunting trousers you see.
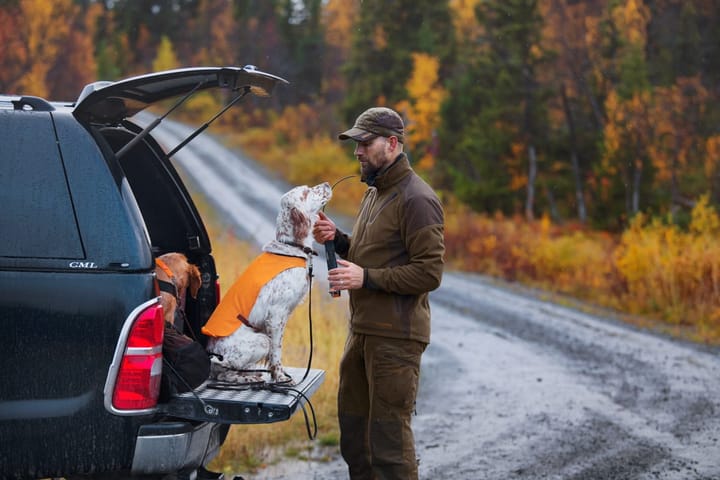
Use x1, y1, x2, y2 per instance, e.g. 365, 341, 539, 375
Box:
338, 332, 426, 480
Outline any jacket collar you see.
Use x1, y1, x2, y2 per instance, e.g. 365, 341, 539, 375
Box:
367, 153, 411, 191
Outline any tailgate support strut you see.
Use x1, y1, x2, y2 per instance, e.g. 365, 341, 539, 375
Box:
116, 81, 204, 160
116, 83, 250, 161
166, 86, 250, 160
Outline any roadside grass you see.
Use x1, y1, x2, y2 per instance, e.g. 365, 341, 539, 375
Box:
190, 195, 346, 474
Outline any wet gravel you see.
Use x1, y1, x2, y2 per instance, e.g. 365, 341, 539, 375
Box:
155, 119, 720, 480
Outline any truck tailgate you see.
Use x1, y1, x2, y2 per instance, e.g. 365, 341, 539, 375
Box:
158, 367, 324, 424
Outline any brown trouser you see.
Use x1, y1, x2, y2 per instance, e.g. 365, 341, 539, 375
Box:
338, 332, 426, 480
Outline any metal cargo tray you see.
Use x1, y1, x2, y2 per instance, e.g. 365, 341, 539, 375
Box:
158, 367, 325, 424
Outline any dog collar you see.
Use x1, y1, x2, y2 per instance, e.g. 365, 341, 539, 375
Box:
282, 241, 318, 257
157, 279, 178, 298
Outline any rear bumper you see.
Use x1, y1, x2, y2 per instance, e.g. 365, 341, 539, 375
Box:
131, 421, 228, 475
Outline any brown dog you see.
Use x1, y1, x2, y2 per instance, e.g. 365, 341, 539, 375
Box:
155, 252, 202, 327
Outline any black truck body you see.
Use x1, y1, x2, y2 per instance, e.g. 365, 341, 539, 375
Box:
0, 66, 323, 480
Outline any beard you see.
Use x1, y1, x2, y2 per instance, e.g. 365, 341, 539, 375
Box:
360, 161, 380, 182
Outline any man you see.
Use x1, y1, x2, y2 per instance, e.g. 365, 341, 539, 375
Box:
313, 107, 445, 479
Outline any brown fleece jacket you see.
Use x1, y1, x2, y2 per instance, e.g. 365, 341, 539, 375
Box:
334, 153, 445, 343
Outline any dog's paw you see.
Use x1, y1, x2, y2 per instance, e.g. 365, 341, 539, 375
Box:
270, 366, 295, 385
211, 363, 266, 385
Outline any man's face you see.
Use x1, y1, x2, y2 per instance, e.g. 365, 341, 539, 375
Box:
354, 136, 389, 180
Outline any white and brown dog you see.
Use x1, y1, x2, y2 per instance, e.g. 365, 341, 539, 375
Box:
202, 182, 332, 384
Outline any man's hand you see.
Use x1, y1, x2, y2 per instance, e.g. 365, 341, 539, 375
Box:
328, 259, 364, 291
313, 211, 337, 243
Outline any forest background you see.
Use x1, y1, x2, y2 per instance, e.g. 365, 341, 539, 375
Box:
3, 0, 720, 342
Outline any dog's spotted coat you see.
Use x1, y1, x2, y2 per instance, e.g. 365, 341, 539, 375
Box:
205, 183, 332, 384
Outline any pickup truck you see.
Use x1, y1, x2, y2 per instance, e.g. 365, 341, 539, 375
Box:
0, 66, 324, 480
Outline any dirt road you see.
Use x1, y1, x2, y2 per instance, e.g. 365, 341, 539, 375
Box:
154, 118, 720, 479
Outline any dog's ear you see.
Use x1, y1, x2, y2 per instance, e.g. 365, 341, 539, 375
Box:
188, 264, 202, 298
290, 206, 310, 242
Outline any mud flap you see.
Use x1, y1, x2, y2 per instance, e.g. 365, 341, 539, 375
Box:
157, 367, 324, 424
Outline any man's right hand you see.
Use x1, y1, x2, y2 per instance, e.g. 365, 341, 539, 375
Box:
313, 211, 336, 243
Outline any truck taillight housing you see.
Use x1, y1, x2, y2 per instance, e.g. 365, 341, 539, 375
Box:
105, 300, 165, 414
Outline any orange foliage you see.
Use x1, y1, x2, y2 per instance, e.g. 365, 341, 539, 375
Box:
0, 0, 79, 97
705, 135, 720, 181
647, 77, 708, 184
444, 197, 618, 290
444, 194, 720, 342
323, 0, 356, 51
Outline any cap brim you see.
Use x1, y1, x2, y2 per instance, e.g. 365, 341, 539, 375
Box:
338, 127, 377, 142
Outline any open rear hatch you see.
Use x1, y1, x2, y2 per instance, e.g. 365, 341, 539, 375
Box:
74, 65, 288, 160
75, 67, 324, 427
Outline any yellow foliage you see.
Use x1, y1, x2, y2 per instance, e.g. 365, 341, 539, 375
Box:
273, 104, 323, 146
614, 202, 720, 330
612, 0, 650, 48
449, 0, 482, 43
399, 53, 447, 146
689, 194, 720, 235
444, 192, 720, 341
185, 92, 221, 121
152, 36, 179, 73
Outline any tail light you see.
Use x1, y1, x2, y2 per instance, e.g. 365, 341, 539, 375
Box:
109, 302, 164, 412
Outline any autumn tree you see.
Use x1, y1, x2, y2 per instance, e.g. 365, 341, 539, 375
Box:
321, 0, 357, 105
341, 0, 455, 126
598, 0, 653, 223
0, 0, 79, 97
186, 0, 237, 67
46, 2, 100, 101
646, 77, 709, 217
541, 0, 610, 223
440, 0, 552, 219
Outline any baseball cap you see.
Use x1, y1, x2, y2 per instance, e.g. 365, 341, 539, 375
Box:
338, 107, 404, 144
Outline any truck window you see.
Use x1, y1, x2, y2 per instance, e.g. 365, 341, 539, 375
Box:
0, 112, 84, 258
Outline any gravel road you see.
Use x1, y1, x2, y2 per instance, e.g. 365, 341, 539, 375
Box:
151, 117, 720, 480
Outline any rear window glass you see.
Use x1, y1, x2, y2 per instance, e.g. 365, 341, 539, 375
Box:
0, 111, 84, 258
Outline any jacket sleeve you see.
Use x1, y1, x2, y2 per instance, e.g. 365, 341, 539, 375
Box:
334, 229, 351, 258
364, 194, 445, 295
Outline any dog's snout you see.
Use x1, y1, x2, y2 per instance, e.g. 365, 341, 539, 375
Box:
314, 182, 332, 200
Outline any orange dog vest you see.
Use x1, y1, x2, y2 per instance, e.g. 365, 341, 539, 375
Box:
201, 252, 306, 338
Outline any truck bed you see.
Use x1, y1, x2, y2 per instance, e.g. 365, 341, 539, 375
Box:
158, 367, 325, 424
